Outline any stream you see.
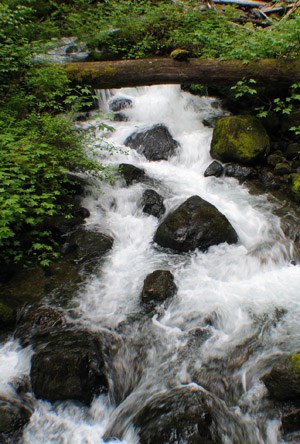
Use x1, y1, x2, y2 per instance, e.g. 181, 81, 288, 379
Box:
1, 85, 300, 443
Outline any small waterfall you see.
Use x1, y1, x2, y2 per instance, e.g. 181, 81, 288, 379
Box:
1, 85, 299, 443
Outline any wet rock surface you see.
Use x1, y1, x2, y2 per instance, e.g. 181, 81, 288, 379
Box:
109, 97, 133, 112
204, 161, 224, 178
224, 163, 257, 182
119, 163, 145, 185
68, 228, 114, 265
141, 270, 177, 309
125, 124, 179, 161
142, 189, 165, 218
132, 387, 215, 444
14, 305, 65, 346
261, 353, 300, 401
0, 396, 32, 436
154, 195, 238, 253
30, 329, 112, 405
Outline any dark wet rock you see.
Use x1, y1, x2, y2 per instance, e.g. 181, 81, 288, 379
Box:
14, 305, 65, 346
274, 162, 292, 176
49, 205, 90, 238
30, 329, 111, 405
210, 115, 270, 165
0, 396, 32, 434
132, 386, 215, 444
281, 405, 300, 435
154, 195, 238, 253
258, 169, 280, 191
141, 270, 177, 308
0, 302, 15, 330
142, 189, 165, 218
224, 163, 256, 182
267, 153, 286, 167
125, 124, 179, 161
113, 112, 128, 122
119, 163, 145, 185
68, 228, 113, 265
261, 353, 300, 401
285, 143, 300, 160
204, 161, 224, 178
109, 97, 133, 112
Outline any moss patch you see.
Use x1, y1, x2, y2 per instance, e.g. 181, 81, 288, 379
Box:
210, 115, 270, 165
291, 174, 300, 201
291, 353, 300, 372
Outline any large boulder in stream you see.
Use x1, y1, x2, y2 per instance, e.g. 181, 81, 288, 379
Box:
30, 329, 114, 405
154, 195, 238, 253
261, 352, 300, 401
210, 115, 270, 165
141, 270, 177, 309
124, 124, 179, 161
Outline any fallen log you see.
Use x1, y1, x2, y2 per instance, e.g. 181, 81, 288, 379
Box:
65, 58, 300, 90
212, 0, 267, 7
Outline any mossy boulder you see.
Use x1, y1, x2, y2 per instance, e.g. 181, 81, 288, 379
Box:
291, 174, 300, 201
261, 353, 300, 401
154, 195, 238, 253
210, 115, 270, 165
170, 49, 190, 60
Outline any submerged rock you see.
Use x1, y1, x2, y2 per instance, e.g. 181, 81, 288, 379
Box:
0, 396, 32, 435
210, 115, 270, 165
154, 195, 238, 253
204, 161, 224, 178
261, 353, 300, 401
30, 329, 111, 405
119, 163, 145, 185
124, 124, 179, 161
132, 386, 214, 444
142, 189, 165, 218
141, 270, 177, 309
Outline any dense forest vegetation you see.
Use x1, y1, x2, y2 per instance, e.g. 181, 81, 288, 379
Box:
1, 0, 300, 267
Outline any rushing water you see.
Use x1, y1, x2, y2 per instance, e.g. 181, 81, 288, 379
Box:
1, 85, 300, 443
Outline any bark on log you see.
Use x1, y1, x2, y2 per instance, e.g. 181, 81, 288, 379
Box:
65, 58, 300, 90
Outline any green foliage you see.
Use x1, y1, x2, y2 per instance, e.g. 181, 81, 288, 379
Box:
231, 78, 258, 99
0, 2, 111, 266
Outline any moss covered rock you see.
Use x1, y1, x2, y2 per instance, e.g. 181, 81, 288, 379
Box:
210, 115, 270, 165
261, 353, 300, 401
291, 174, 300, 201
170, 49, 190, 60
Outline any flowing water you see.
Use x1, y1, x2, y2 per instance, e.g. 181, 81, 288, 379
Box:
1, 85, 300, 443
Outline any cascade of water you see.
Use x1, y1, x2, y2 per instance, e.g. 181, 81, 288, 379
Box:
1, 85, 299, 443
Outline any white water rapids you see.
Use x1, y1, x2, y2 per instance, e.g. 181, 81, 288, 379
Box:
1, 85, 300, 443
